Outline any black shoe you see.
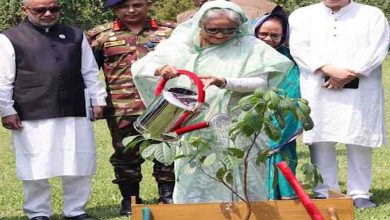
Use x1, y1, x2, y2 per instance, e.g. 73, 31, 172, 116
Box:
120, 199, 132, 216
118, 183, 142, 216
159, 195, 173, 204
119, 197, 143, 216
30, 216, 50, 220
353, 198, 377, 209
158, 182, 174, 204
64, 213, 97, 220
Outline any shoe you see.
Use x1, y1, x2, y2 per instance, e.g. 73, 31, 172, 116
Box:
119, 199, 131, 216
353, 198, 377, 209
158, 182, 174, 204
64, 213, 97, 220
30, 216, 50, 220
119, 197, 143, 216
118, 183, 142, 216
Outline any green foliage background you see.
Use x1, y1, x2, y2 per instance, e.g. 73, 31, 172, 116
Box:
274, 0, 389, 16
1, 0, 389, 31
0, 0, 115, 31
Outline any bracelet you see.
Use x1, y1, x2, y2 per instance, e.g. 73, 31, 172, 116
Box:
219, 78, 227, 88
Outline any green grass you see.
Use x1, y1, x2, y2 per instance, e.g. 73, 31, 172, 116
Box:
1, 57, 390, 219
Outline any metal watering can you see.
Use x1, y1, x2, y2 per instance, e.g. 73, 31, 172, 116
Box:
133, 70, 220, 141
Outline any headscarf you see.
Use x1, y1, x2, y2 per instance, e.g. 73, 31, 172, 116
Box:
132, 0, 293, 118
183, 0, 251, 49
253, 13, 289, 47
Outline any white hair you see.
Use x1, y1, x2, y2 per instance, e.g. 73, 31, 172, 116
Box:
200, 8, 242, 26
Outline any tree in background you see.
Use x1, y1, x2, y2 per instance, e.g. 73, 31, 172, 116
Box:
0, 0, 114, 31
273, 0, 390, 16
153, 0, 389, 21
152, 0, 194, 20
1, 0, 389, 33
59, 0, 114, 30
0, 0, 23, 31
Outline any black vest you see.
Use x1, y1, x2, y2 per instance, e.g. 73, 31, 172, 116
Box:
3, 22, 86, 120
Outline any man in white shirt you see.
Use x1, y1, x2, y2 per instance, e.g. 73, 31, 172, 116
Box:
0, 0, 107, 219
289, 0, 390, 209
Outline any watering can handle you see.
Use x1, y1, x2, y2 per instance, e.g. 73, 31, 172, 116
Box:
154, 69, 205, 104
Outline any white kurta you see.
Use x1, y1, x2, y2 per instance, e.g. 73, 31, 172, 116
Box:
289, 1, 390, 147
0, 33, 107, 180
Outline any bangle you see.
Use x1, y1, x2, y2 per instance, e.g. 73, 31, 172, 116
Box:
220, 78, 227, 88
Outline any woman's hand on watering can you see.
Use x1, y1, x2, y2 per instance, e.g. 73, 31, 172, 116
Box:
198, 75, 227, 90
155, 65, 179, 79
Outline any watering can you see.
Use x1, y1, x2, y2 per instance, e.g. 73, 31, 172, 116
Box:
133, 70, 227, 141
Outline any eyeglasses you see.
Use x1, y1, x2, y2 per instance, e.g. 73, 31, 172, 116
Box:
26, 6, 60, 14
203, 27, 238, 35
257, 32, 283, 41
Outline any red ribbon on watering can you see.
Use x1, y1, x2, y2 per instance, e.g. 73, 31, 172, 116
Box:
276, 161, 325, 220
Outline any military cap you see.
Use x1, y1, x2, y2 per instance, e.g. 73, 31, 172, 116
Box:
104, 0, 124, 8
104, 0, 151, 9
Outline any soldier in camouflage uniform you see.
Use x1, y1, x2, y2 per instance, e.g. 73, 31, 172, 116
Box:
87, 0, 175, 216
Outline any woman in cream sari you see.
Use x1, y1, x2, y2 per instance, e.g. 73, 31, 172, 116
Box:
132, 0, 293, 203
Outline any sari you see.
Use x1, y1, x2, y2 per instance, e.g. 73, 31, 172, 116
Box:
132, 0, 293, 203
254, 14, 302, 199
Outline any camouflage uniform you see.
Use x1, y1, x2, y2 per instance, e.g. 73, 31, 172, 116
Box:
87, 19, 175, 185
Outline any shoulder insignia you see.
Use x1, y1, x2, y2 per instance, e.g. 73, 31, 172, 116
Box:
160, 20, 177, 29
155, 31, 167, 37
87, 22, 113, 38
149, 18, 159, 29
154, 27, 174, 39
109, 36, 118, 41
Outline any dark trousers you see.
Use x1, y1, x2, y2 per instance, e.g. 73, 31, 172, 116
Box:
106, 116, 175, 184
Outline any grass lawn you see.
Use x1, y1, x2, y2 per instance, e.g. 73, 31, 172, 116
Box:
1, 57, 390, 220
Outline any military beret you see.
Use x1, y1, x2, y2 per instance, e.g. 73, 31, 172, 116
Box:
104, 0, 151, 8
104, 0, 124, 8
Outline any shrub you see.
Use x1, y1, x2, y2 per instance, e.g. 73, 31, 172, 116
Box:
274, 0, 390, 18
0, 0, 388, 31
0, 0, 114, 31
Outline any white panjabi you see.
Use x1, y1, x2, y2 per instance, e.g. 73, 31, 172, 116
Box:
289, 1, 389, 147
